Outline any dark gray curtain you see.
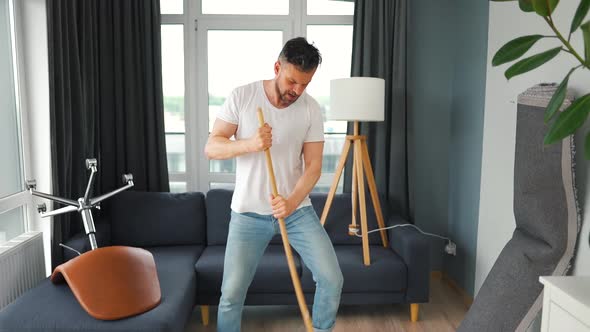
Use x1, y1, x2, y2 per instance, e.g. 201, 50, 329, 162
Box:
345, 0, 409, 220
47, 0, 169, 268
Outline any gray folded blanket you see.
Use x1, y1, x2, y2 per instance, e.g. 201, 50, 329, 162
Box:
458, 83, 581, 332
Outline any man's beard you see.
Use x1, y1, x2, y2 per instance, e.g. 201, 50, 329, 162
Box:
277, 85, 299, 105
281, 92, 298, 104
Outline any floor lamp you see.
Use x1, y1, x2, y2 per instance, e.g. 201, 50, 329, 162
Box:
320, 77, 389, 266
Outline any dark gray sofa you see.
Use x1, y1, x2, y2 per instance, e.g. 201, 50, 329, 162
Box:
0, 189, 430, 332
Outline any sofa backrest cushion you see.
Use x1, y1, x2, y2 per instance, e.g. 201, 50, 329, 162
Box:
110, 191, 206, 247
205, 189, 286, 245
309, 192, 388, 245
205, 189, 388, 246
205, 189, 232, 245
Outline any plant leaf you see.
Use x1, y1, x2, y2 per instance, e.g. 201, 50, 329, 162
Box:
519, 0, 535, 12
505, 47, 561, 79
570, 0, 590, 34
493, 35, 544, 66
532, 0, 559, 16
581, 21, 590, 61
544, 94, 590, 145
585, 131, 590, 159
544, 68, 575, 123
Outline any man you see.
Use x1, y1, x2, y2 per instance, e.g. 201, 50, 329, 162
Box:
204, 37, 343, 332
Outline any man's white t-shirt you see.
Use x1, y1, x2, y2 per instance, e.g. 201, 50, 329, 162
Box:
216, 80, 325, 215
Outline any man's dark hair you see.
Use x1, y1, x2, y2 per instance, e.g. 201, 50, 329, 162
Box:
278, 37, 322, 72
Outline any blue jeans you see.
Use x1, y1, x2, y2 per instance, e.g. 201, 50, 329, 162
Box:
217, 205, 343, 332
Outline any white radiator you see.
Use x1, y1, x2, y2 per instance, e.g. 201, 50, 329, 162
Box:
0, 232, 45, 309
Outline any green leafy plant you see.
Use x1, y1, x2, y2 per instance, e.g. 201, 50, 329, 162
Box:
491, 0, 590, 158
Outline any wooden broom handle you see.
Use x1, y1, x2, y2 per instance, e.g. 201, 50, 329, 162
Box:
257, 108, 313, 332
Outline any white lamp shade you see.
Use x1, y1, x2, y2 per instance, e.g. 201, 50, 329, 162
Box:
328, 77, 385, 121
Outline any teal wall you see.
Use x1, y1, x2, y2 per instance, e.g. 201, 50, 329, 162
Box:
407, 0, 489, 295
407, 0, 453, 274
446, 1, 489, 296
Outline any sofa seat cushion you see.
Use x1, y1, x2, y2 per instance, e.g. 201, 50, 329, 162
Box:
0, 245, 203, 332
300, 245, 407, 293
195, 245, 302, 294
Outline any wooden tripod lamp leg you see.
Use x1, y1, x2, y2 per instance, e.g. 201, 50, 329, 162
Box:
347, 121, 362, 236
351, 121, 359, 234
354, 138, 371, 266
320, 139, 351, 226
361, 140, 389, 247
257, 108, 313, 332
350, 141, 358, 235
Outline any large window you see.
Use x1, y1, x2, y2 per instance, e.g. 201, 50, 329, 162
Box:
0, 0, 29, 245
161, 0, 354, 193
207, 30, 283, 174
161, 24, 186, 192
202, 0, 289, 15
306, 24, 352, 192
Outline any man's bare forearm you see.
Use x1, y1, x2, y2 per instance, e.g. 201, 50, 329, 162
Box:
287, 165, 321, 208
204, 136, 252, 160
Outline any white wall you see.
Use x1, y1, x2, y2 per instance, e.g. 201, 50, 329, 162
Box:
477, 0, 590, 295
15, 0, 52, 276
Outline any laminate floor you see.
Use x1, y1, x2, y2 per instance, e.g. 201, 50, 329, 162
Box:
185, 277, 468, 332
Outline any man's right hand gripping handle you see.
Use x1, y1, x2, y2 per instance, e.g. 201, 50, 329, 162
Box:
248, 123, 273, 152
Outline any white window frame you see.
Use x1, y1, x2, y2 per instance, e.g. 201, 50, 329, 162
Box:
0, 0, 34, 234
160, 13, 189, 188
162, 0, 353, 192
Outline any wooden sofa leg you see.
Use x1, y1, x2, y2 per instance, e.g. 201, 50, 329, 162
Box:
200, 305, 210, 326
410, 303, 419, 322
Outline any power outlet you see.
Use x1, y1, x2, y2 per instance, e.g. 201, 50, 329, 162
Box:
445, 241, 457, 256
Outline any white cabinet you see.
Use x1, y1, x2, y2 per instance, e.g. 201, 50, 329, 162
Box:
540, 276, 590, 332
